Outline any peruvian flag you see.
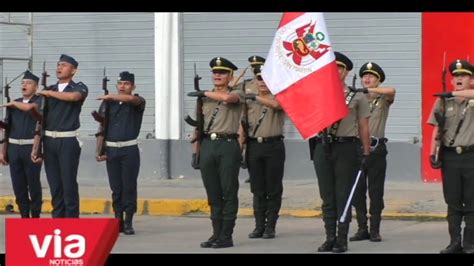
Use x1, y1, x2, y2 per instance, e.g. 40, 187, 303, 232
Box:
262, 12, 348, 140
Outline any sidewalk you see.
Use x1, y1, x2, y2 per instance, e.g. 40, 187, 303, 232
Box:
0, 176, 446, 220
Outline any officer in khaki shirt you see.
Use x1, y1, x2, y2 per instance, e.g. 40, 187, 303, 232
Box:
429, 59, 474, 253
187, 57, 244, 249
350, 62, 396, 243
310, 52, 371, 253
235, 55, 265, 183
244, 66, 285, 240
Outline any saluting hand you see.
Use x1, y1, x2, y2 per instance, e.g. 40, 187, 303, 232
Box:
244, 94, 257, 101
350, 87, 369, 93
0, 102, 15, 108
187, 91, 207, 97
37, 90, 51, 97
433, 92, 454, 98
97, 95, 113, 101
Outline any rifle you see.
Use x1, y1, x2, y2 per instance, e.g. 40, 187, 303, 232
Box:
0, 77, 11, 164
91, 68, 110, 161
31, 62, 50, 163
432, 52, 448, 169
240, 80, 249, 169
184, 63, 203, 169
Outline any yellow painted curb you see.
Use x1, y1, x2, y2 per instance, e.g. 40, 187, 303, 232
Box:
147, 199, 209, 216
0, 196, 446, 220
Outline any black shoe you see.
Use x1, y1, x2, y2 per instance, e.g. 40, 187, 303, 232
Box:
317, 240, 335, 252
262, 227, 275, 239
332, 239, 348, 253
370, 231, 382, 242
350, 229, 370, 241
200, 236, 217, 248
440, 243, 463, 254
211, 238, 234, 248
248, 228, 264, 239
123, 223, 135, 235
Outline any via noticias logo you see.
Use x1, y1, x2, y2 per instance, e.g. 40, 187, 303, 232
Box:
30, 229, 85, 266
7, 218, 119, 266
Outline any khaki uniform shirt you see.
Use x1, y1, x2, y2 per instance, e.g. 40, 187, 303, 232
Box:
246, 95, 285, 138
203, 88, 244, 134
336, 91, 371, 137
368, 95, 392, 138
428, 97, 474, 146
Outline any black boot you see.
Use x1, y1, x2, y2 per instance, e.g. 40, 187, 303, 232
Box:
115, 212, 124, 233
123, 213, 135, 235
369, 215, 382, 242
212, 220, 234, 248
350, 213, 369, 241
440, 215, 462, 253
201, 219, 222, 248
463, 228, 474, 254
20, 208, 30, 218
263, 214, 278, 239
332, 223, 349, 253
317, 219, 336, 252
248, 212, 266, 239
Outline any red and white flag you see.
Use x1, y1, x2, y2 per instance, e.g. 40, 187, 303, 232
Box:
262, 12, 348, 140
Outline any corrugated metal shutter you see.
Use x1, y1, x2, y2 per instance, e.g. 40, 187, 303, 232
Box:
181, 12, 421, 142
0, 12, 155, 138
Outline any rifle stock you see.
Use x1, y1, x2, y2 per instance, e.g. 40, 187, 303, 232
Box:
432, 52, 448, 169
189, 63, 203, 169
93, 67, 110, 161
31, 62, 49, 164
0, 77, 11, 164
240, 81, 249, 169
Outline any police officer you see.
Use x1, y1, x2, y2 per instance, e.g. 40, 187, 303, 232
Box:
310, 52, 371, 253
96, 71, 145, 235
187, 57, 243, 248
36, 54, 88, 218
429, 59, 474, 253
350, 62, 396, 242
245, 66, 285, 239
0, 70, 42, 218
235, 55, 265, 183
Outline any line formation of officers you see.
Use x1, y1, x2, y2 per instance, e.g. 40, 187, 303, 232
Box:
0, 54, 146, 235
2, 52, 473, 254
187, 52, 474, 254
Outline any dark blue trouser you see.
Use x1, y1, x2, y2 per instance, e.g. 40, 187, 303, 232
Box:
106, 145, 140, 214
44, 137, 81, 218
8, 143, 42, 217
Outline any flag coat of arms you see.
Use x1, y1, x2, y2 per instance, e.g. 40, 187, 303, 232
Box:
262, 12, 348, 139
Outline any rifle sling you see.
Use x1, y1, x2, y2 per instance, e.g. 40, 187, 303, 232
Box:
205, 102, 222, 133
448, 100, 469, 146
252, 107, 269, 137
328, 90, 357, 137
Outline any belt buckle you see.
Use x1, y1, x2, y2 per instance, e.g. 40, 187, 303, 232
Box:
19, 139, 24, 145
456, 146, 463, 154
117, 142, 123, 148
210, 133, 217, 141
51, 131, 57, 138
257, 137, 263, 143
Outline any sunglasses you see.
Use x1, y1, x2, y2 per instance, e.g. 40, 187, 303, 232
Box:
256, 75, 263, 81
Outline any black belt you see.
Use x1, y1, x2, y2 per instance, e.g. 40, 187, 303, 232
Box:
248, 135, 284, 143
203, 133, 239, 141
314, 136, 359, 143
443, 145, 474, 154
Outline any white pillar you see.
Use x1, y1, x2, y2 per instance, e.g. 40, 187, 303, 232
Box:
155, 12, 180, 140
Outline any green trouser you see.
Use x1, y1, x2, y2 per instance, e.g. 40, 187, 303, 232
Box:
313, 141, 360, 239
442, 151, 474, 250
199, 138, 241, 239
